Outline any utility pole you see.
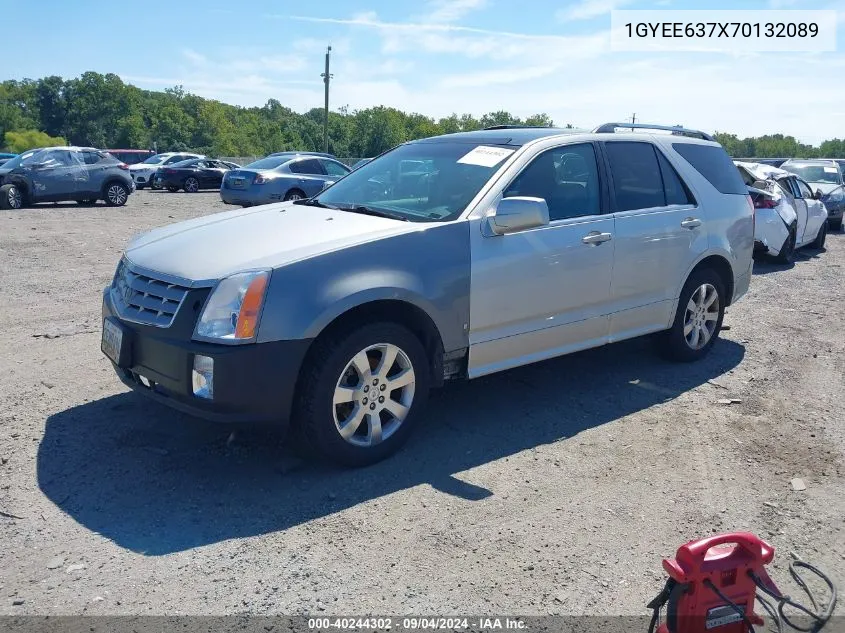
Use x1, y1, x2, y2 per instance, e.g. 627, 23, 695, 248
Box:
321, 46, 333, 153
631, 113, 637, 125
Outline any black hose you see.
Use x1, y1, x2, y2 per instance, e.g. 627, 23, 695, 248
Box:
703, 578, 757, 633
750, 560, 837, 633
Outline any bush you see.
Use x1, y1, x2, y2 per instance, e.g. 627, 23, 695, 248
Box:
5, 130, 67, 153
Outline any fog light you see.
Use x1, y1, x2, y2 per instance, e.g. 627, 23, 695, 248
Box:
192, 355, 214, 399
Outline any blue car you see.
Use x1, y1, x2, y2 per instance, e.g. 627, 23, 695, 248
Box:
220, 153, 351, 207
0, 152, 17, 167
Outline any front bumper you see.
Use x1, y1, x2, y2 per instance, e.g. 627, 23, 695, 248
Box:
102, 288, 311, 425
131, 171, 155, 185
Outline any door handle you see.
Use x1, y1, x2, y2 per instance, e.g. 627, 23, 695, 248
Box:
681, 217, 702, 229
581, 231, 613, 245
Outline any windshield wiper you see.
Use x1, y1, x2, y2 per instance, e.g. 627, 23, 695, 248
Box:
332, 204, 409, 222
293, 197, 333, 208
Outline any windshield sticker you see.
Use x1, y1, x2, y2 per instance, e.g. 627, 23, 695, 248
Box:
457, 146, 515, 168
824, 166, 838, 173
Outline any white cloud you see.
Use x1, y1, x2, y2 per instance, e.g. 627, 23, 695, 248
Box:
422, 0, 488, 23
182, 49, 206, 65
557, 0, 634, 22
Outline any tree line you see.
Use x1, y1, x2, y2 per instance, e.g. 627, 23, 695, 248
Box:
1, 72, 843, 159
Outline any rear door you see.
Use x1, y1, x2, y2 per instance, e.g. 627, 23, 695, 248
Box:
289, 158, 329, 196
602, 141, 704, 340
78, 150, 110, 196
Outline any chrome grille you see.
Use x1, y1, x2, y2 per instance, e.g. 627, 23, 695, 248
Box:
112, 260, 189, 327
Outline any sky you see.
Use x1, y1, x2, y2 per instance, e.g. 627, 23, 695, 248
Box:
3, 0, 845, 145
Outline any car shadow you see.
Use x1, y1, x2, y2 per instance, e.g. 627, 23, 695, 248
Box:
38, 337, 745, 555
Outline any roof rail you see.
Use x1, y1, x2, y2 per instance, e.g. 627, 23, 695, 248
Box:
592, 122, 715, 142
482, 124, 553, 130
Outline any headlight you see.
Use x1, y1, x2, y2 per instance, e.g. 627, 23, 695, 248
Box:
195, 270, 269, 342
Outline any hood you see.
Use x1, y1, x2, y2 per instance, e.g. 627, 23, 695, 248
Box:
814, 182, 843, 195
129, 163, 160, 171
124, 202, 417, 283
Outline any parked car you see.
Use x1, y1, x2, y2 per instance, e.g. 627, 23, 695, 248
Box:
104, 149, 155, 165
779, 159, 844, 231
0, 152, 16, 166
102, 122, 753, 466
351, 158, 372, 170
736, 161, 828, 262
220, 154, 351, 206
0, 146, 134, 209
153, 158, 238, 192
268, 151, 337, 159
129, 152, 204, 189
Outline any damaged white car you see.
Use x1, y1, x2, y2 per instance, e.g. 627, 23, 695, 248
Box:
735, 161, 828, 263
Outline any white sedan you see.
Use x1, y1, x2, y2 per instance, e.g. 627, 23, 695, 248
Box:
735, 161, 828, 263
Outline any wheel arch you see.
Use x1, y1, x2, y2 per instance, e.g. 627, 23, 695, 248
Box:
100, 177, 130, 196
300, 296, 448, 389
686, 254, 735, 307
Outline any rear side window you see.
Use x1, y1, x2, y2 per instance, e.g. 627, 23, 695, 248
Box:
672, 143, 747, 194
656, 151, 695, 205
290, 158, 324, 175
605, 142, 665, 211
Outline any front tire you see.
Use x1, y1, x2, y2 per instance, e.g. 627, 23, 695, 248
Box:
184, 177, 200, 193
293, 322, 430, 467
0, 183, 24, 209
104, 182, 129, 207
811, 221, 827, 249
658, 268, 725, 362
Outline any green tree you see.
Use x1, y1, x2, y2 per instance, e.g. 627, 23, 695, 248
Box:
5, 129, 66, 152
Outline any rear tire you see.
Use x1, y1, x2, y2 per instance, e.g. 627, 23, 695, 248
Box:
292, 322, 430, 467
104, 182, 129, 207
658, 268, 726, 362
284, 188, 306, 201
184, 177, 200, 193
150, 178, 163, 191
166, 186, 179, 193
811, 221, 827, 249
0, 183, 24, 209
774, 223, 796, 264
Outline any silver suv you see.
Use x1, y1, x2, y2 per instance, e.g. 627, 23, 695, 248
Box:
102, 123, 754, 466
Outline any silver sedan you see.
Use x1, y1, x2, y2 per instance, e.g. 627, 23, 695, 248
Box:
220, 154, 351, 207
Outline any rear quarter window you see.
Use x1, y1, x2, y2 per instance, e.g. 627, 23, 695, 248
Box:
672, 143, 747, 195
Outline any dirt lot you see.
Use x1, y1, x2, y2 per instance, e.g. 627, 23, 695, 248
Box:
0, 189, 842, 616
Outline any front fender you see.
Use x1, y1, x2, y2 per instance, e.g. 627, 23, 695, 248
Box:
256, 222, 471, 353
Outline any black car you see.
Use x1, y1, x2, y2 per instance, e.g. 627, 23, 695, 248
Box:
153, 158, 239, 192
0, 146, 134, 209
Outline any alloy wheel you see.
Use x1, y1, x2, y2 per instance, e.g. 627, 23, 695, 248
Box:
332, 343, 416, 447
185, 178, 199, 193
683, 283, 720, 350
107, 185, 127, 206
7, 186, 22, 209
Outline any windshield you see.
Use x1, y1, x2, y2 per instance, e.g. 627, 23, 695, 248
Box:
142, 154, 168, 165
244, 156, 289, 170
314, 141, 516, 222
0, 149, 45, 170
781, 164, 842, 184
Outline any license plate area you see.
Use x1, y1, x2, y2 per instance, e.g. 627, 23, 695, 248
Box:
102, 318, 130, 367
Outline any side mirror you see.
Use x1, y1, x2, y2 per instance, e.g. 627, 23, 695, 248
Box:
815, 189, 824, 200
487, 196, 550, 235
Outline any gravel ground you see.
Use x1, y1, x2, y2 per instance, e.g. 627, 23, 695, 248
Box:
0, 189, 842, 616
